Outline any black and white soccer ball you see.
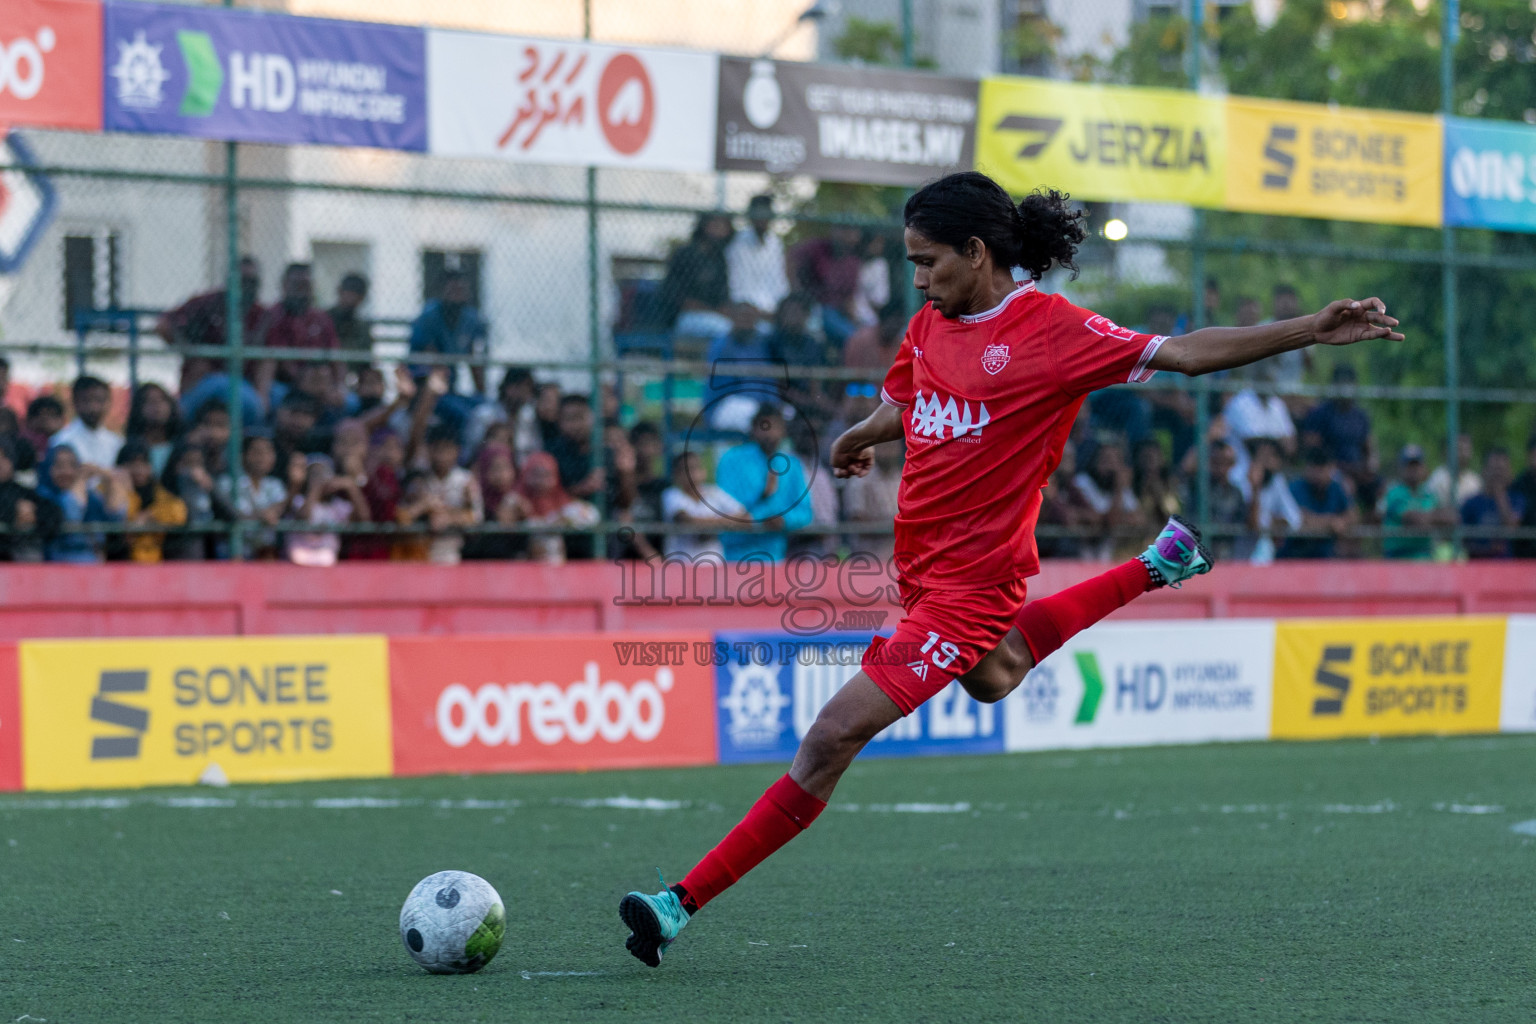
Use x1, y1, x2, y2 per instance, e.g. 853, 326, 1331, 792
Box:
399, 870, 505, 974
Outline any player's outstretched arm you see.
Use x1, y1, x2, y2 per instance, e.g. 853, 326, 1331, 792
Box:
831, 402, 904, 479
1149, 298, 1403, 377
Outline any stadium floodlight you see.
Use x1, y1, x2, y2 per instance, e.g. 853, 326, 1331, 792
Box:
1103, 218, 1129, 242
760, 1, 833, 58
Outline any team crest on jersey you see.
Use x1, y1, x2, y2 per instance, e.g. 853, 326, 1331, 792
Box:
1083, 314, 1139, 343
981, 343, 1010, 375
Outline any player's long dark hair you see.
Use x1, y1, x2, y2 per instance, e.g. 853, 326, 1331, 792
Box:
903, 171, 1085, 281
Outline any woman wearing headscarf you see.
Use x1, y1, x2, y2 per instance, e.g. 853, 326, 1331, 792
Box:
36, 444, 120, 563
463, 442, 527, 560
117, 440, 187, 563
509, 451, 597, 565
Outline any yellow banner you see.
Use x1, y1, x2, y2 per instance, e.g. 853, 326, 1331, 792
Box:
1272, 618, 1504, 740
1226, 97, 1442, 226
20, 635, 392, 791
977, 77, 1226, 207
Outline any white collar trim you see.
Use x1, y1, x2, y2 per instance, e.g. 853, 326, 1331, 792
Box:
959, 280, 1036, 324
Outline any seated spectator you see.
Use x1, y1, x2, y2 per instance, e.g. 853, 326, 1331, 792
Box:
283, 454, 368, 567
1179, 439, 1249, 562
770, 293, 835, 371
1461, 447, 1525, 559
1037, 444, 1093, 559
327, 272, 372, 353
545, 394, 605, 503
50, 375, 123, 475
535, 383, 562, 449
0, 408, 34, 476
1245, 438, 1303, 563
159, 255, 266, 427
1282, 447, 1356, 559
188, 400, 233, 478
791, 225, 864, 345
251, 262, 340, 397
509, 452, 599, 565
1380, 444, 1453, 559
221, 434, 287, 559
788, 415, 838, 558
464, 443, 527, 561
620, 422, 668, 560
125, 382, 181, 477
662, 450, 746, 559
23, 395, 65, 466
1088, 386, 1152, 450
408, 269, 488, 441
843, 301, 906, 373
1132, 438, 1180, 524
1265, 284, 1313, 417
702, 303, 779, 431
727, 195, 790, 317
1427, 433, 1481, 510
271, 392, 324, 467
1512, 436, 1536, 558
842, 437, 903, 564
1302, 363, 1376, 503
116, 441, 186, 564
391, 470, 435, 562
852, 230, 893, 327
37, 444, 119, 563
291, 362, 349, 436
419, 424, 483, 565
1073, 438, 1140, 560
467, 366, 542, 461
161, 443, 235, 560
659, 213, 734, 339
1223, 367, 1296, 468
716, 403, 813, 563
0, 435, 59, 562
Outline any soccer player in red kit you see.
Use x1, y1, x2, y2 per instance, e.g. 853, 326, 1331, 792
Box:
619, 172, 1403, 966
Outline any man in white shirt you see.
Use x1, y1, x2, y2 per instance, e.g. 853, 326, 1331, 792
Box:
49, 376, 123, 474
661, 450, 745, 559
726, 195, 789, 317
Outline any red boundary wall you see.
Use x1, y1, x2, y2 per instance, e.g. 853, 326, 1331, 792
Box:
2, 561, 1534, 640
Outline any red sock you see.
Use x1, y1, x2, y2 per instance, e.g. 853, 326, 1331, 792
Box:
676, 774, 826, 912
1014, 559, 1153, 663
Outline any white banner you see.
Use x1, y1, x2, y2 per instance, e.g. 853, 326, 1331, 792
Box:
1004, 620, 1275, 752
1500, 615, 1536, 733
427, 30, 718, 172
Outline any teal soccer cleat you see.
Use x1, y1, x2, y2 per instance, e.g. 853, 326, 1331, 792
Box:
1140, 514, 1215, 588
619, 886, 691, 967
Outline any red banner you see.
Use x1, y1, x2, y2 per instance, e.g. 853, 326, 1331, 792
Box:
389, 633, 715, 776
0, 0, 102, 132
0, 643, 20, 791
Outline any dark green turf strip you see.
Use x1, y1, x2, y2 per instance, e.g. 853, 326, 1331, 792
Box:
1, 735, 1534, 1023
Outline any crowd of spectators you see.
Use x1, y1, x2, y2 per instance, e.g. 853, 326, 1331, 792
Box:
4, 203, 1536, 565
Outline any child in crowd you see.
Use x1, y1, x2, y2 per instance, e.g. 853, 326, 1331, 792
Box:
116, 441, 186, 563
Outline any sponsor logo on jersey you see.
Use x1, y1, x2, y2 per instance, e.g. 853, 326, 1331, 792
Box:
910, 390, 990, 440
1083, 314, 1139, 342
981, 342, 1010, 375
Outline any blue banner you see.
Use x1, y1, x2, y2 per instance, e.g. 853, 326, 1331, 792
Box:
103, 1, 426, 151
1444, 117, 1536, 232
713, 632, 1005, 764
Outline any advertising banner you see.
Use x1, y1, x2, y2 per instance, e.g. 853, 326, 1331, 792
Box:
0, 643, 20, 792
1443, 117, 1536, 232
1225, 97, 1441, 227
19, 635, 393, 791
0, 0, 102, 132
1002, 621, 1274, 752
976, 76, 1226, 207
716, 58, 975, 185
103, 1, 427, 150
390, 634, 716, 775
1272, 617, 1504, 740
1500, 615, 1536, 733
714, 632, 1005, 764
428, 30, 717, 173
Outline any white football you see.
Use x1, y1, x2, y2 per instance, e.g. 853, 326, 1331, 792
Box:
399, 870, 505, 974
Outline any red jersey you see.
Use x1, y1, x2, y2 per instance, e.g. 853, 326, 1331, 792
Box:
880, 282, 1166, 589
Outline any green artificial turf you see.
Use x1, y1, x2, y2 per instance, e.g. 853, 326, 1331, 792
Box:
2, 735, 1535, 1023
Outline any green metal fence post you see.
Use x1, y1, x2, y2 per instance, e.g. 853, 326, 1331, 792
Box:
1442, 0, 1461, 556
584, 0, 606, 555
223, 139, 244, 561
900, 0, 915, 67
1189, 0, 1210, 536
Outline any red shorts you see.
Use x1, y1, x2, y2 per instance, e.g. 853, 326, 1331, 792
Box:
861, 577, 1029, 715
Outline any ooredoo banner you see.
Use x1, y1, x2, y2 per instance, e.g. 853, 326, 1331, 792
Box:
389, 634, 717, 775
18, 635, 393, 791
716, 58, 976, 185
428, 30, 717, 173
1443, 117, 1536, 232
1003, 620, 1274, 752
102, 1, 427, 150
0, 643, 20, 792
0, 0, 102, 132
1271, 617, 1505, 739
1499, 615, 1536, 733
714, 632, 1005, 764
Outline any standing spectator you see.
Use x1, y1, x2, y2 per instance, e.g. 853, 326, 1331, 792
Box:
716, 403, 813, 563
842, 437, 903, 564
23, 395, 65, 466
327, 272, 372, 353
1427, 433, 1481, 511
159, 255, 266, 426
161, 443, 234, 560
1265, 284, 1313, 416
1381, 445, 1453, 559
0, 435, 59, 562
1302, 363, 1376, 502
252, 263, 341, 397
787, 416, 837, 558
844, 302, 907, 373
510, 452, 599, 565
408, 269, 488, 439
116, 441, 186, 563
1511, 436, 1536, 558
467, 366, 542, 461
1222, 367, 1296, 469
727, 195, 789, 317
420, 423, 483, 565
37, 445, 119, 563
283, 455, 368, 567
852, 231, 893, 327
661, 213, 734, 339
661, 450, 746, 559
1179, 439, 1249, 562
125, 382, 182, 477
50, 376, 123, 475
221, 434, 287, 559
1245, 438, 1303, 563
702, 304, 779, 431
1281, 447, 1355, 559
1461, 447, 1525, 559
791, 225, 865, 346
1073, 439, 1141, 560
